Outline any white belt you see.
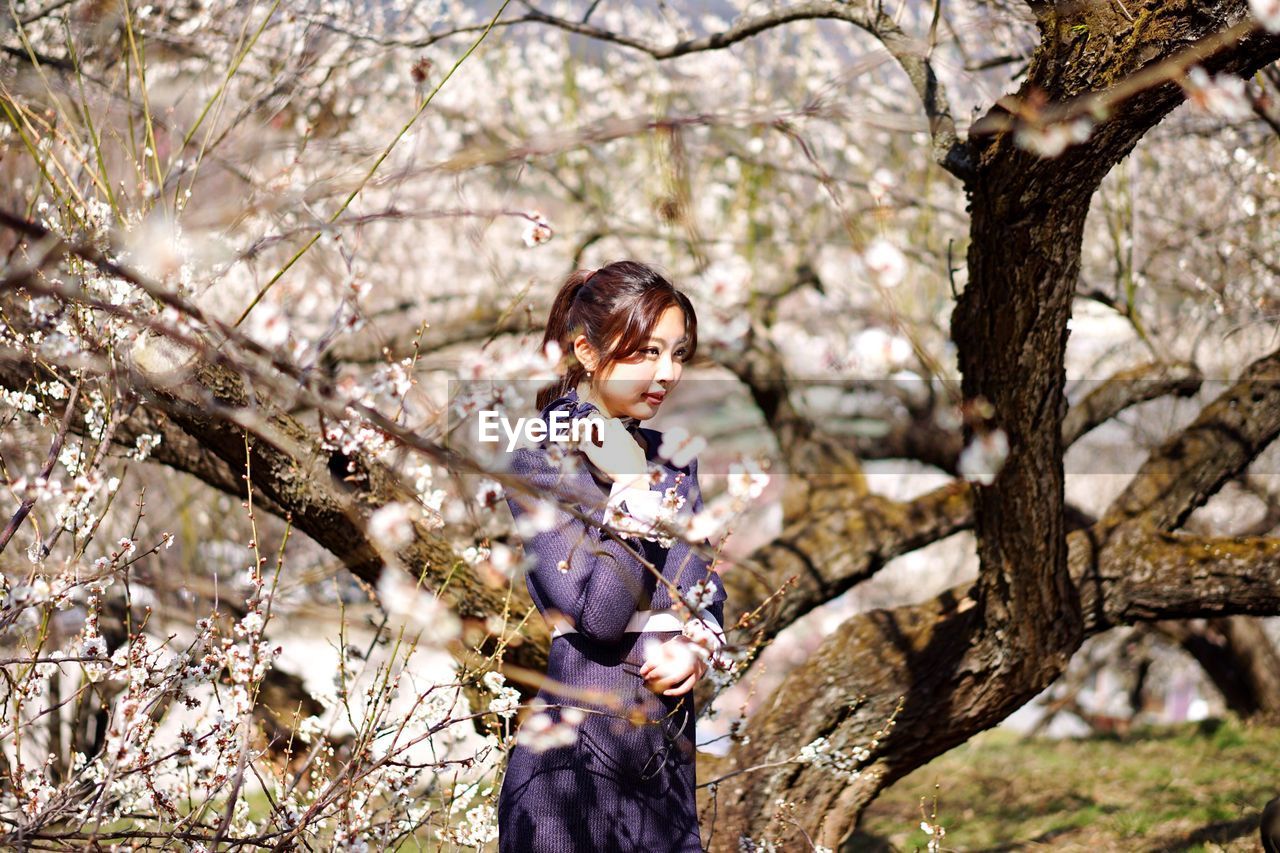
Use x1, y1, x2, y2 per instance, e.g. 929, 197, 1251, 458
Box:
550, 608, 722, 638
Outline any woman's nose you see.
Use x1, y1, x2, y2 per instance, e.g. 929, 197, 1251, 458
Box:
655, 355, 679, 383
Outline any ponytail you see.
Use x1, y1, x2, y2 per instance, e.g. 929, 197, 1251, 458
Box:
535, 269, 594, 411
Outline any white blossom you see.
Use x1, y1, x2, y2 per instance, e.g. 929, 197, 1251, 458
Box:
368, 502, 415, 549
848, 327, 913, 374
1014, 117, 1093, 158
726, 458, 769, 501
1183, 67, 1252, 121
517, 702, 583, 752
245, 302, 290, 349
686, 497, 736, 542
522, 211, 553, 247
475, 479, 504, 509
868, 167, 896, 199
1251, 0, 1280, 32
488, 686, 520, 719
685, 578, 720, 612
481, 542, 521, 580
80, 634, 107, 658
862, 239, 906, 288
376, 571, 462, 644
515, 500, 559, 537
957, 429, 1010, 486
657, 427, 707, 469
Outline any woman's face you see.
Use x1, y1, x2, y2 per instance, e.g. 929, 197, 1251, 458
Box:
576, 305, 689, 421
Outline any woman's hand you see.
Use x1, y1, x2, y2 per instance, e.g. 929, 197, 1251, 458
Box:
639, 636, 707, 696
577, 414, 649, 489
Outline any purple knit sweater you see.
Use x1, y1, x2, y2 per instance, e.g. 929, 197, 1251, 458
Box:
496, 388, 727, 852
503, 388, 727, 636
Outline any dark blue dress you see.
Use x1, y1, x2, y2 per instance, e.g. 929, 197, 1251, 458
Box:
497, 388, 727, 852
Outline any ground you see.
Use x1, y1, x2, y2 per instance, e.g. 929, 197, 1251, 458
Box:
852, 718, 1279, 852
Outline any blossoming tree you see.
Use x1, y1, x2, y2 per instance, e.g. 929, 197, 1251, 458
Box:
4, 0, 1280, 849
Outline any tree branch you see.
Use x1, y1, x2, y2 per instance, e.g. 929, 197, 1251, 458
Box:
1102, 346, 1280, 531
1062, 361, 1203, 447
1079, 526, 1280, 632
512, 2, 971, 178
0, 379, 78, 554
843, 360, 1202, 473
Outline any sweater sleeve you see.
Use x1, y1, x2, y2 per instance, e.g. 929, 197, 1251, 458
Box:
505, 447, 662, 644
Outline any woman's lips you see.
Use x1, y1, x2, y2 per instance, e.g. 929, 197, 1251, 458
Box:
644, 393, 665, 405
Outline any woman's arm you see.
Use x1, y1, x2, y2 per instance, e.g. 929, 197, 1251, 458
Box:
505, 448, 663, 644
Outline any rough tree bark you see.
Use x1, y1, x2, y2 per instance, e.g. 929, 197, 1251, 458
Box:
702, 345, 1280, 849
698, 4, 1280, 848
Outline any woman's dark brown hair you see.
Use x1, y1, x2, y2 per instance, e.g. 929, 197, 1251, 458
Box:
535, 260, 698, 411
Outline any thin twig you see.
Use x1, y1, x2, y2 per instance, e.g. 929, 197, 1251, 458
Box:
0, 379, 80, 554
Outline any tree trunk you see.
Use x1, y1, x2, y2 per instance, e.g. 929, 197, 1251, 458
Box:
705, 5, 1280, 847
705, 175, 1094, 850
1157, 617, 1280, 720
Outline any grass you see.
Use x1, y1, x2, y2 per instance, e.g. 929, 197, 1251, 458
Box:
853, 717, 1280, 852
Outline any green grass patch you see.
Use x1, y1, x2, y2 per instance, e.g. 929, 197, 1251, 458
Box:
853, 717, 1279, 852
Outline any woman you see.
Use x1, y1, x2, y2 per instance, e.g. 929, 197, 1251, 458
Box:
497, 261, 727, 852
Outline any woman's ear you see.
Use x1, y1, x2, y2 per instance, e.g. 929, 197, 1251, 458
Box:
573, 334, 598, 373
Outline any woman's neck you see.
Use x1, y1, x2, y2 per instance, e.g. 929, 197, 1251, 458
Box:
576, 383, 615, 419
